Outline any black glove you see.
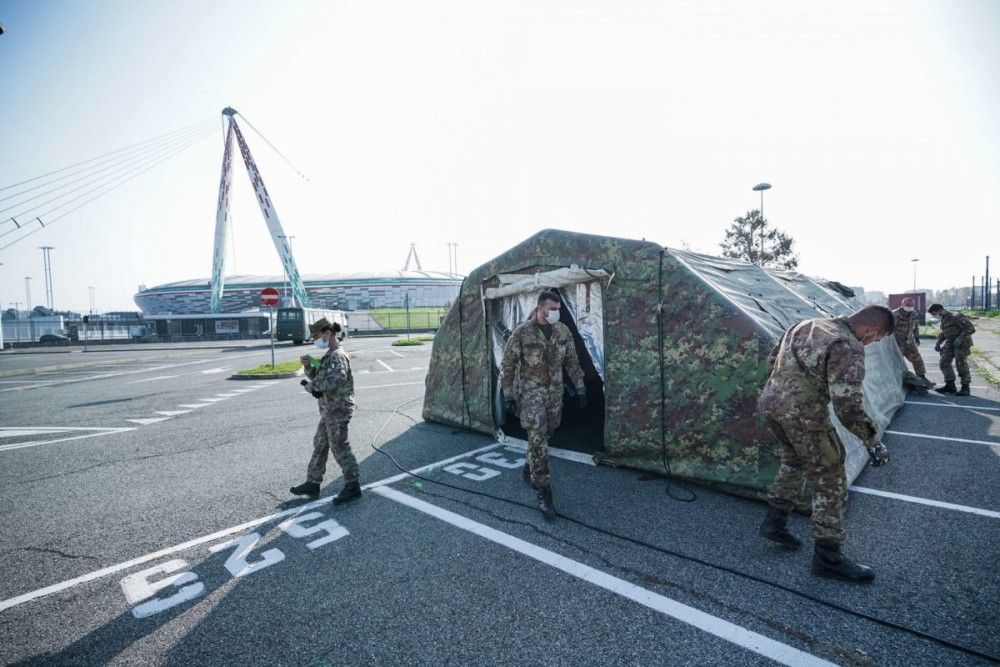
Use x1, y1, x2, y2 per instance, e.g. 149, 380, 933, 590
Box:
913, 338, 920, 347
576, 388, 587, 409
934, 342, 942, 352
504, 396, 516, 414
867, 442, 890, 467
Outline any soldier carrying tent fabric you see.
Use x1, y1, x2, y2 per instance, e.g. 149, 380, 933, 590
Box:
500, 290, 586, 519
757, 306, 894, 584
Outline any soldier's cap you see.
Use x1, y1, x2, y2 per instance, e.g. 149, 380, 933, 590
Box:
308, 317, 335, 340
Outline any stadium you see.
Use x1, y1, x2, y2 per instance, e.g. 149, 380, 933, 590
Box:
134, 270, 462, 314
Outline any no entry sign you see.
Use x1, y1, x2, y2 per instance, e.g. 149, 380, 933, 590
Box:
260, 287, 280, 307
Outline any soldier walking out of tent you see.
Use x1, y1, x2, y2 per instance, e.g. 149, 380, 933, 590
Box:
891, 297, 926, 380
757, 306, 894, 583
290, 319, 362, 503
500, 290, 586, 518
929, 303, 976, 396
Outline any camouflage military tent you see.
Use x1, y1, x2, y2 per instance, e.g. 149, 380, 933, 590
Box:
423, 229, 906, 500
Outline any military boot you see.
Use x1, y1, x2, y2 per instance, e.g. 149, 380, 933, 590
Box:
934, 381, 957, 395
332, 480, 362, 505
811, 541, 875, 583
759, 507, 802, 549
956, 384, 971, 396
538, 485, 556, 519
290, 481, 320, 499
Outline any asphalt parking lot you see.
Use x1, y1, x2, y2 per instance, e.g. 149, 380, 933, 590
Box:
1, 336, 997, 665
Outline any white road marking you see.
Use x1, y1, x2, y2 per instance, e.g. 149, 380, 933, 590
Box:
0, 379, 57, 384
213, 393, 239, 398
0, 442, 500, 613
0, 427, 135, 452
127, 375, 179, 384
199, 368, 230, 375
0, 429, 66, 438
389, 350, 405, 358
197, 397, 227, 403
177, 404, 211, 409
356, 369, 370, 374
905, 401, 1000, 411
374, 487, 832, 667
126, 417, 173, 426
355, 381, 425, 390
885, 430, 1000, 447
408, 366, 427, 371
850, 486, 999, 519
376, 359, 394, 372
155, 410, 192, 417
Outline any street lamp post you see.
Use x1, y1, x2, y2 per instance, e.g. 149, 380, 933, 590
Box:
752, 183, 772, 264
911, 258, 919, 293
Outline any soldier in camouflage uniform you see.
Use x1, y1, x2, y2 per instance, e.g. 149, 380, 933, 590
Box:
757, 306, 893, 583
929, 303, 976, 396
290, 319, 361, 503
500, 290, 586, 518
891, 297, 926, 379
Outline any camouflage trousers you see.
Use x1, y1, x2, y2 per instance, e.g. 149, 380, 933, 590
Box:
900, 343, 926, 377
307, 417, 359, 484
519, 398, 562, 489
940, 343, 972, 385
766, 418, 847, 546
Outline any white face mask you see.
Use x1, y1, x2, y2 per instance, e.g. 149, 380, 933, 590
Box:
313, 338, 329, 350
903, 306, 914, 312
545, 309, 560, 325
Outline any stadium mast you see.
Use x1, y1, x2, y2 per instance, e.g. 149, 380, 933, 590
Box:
210, 107, 309, 312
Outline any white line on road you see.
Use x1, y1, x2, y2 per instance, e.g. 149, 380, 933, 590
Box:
500, 436, 596, 466
177, 404, 211, 409
199, 368, 230, 375
850, 486, 999, 519
0, 427, 136, 453
127, 375, 180, 384
374, 486, 832, 667
0, 442, 501, 613
155, 410, 192, 417
389, 350, 405, 358
197, 397, 227, 403
905, 401, 1000, 411
126, 417, 173, 426
376, 359, 394, 372
885, 430, 1000, 447
355, 381, 425, 390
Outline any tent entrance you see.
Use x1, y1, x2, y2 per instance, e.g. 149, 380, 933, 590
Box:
484, 270, 608, 455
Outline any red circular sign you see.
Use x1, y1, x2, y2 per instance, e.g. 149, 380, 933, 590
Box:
260, 287, 281, 306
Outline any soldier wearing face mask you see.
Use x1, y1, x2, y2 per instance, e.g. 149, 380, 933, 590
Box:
891, 297, 926, 380
757, 306, 894, 583
289, 318, 361, 503
500, 290, 586, 518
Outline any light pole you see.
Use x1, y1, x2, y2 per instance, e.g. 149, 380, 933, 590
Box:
453, 243, 459, 276
447, 243, 453, 275
39, 246, 54, 309
89, 286, 96, 315
752, 183, 772, 264
24, 277, 32, 311
911, 258, 919, 293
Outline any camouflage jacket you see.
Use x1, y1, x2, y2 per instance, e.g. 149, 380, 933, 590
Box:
305, 344, 355, 420
758, 317, 878, 444
500, 318, 585, 405
936, 312, 975, 347
891, 307, 919, 347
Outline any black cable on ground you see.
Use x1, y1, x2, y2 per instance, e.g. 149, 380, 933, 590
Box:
367, 395, 998, 664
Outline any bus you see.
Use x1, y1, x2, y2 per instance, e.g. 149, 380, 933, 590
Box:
276, 307, 348, 345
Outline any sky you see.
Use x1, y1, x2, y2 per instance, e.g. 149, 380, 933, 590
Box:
0, 0, 997, 312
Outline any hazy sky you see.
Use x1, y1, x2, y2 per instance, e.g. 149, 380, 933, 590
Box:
1, 0, 997, 312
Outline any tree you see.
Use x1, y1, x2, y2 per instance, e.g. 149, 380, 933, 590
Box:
719, 209, 798, 270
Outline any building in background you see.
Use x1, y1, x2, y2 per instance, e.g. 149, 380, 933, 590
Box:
135, 270, 462, 314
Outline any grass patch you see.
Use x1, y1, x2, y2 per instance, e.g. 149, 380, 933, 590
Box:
368, 308, 446, 330
392, 338, 426, 346
970, 348, 1000, 389
960, 309, 1000, 318
235, 360, 303, 376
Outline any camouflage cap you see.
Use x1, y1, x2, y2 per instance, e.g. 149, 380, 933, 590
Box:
308, 317, 334, 340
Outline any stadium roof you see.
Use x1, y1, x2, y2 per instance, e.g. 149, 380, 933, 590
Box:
140, 271, 462, 293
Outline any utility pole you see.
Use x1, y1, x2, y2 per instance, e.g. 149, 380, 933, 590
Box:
24, 277, 32, 311
447, 243, 453, 275
89, 285, 96, 315
985, 256, 991, 312
453, 243, 459, 275
39, 246, 55, 309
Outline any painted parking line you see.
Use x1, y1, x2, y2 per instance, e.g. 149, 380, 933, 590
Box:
376, 359, 394, 372
199, 368, 230, 375
374, 486, 832, 667
885, 430, 1000, 447
0, 427, 136, 453
905, 401, 1000, 411
0, 442, 501, 614
850, 486, 999, 519
127, 375, 180, 384
388, 350, 405, 358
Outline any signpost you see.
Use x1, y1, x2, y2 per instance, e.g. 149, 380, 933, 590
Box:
260, 288, 280, 370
